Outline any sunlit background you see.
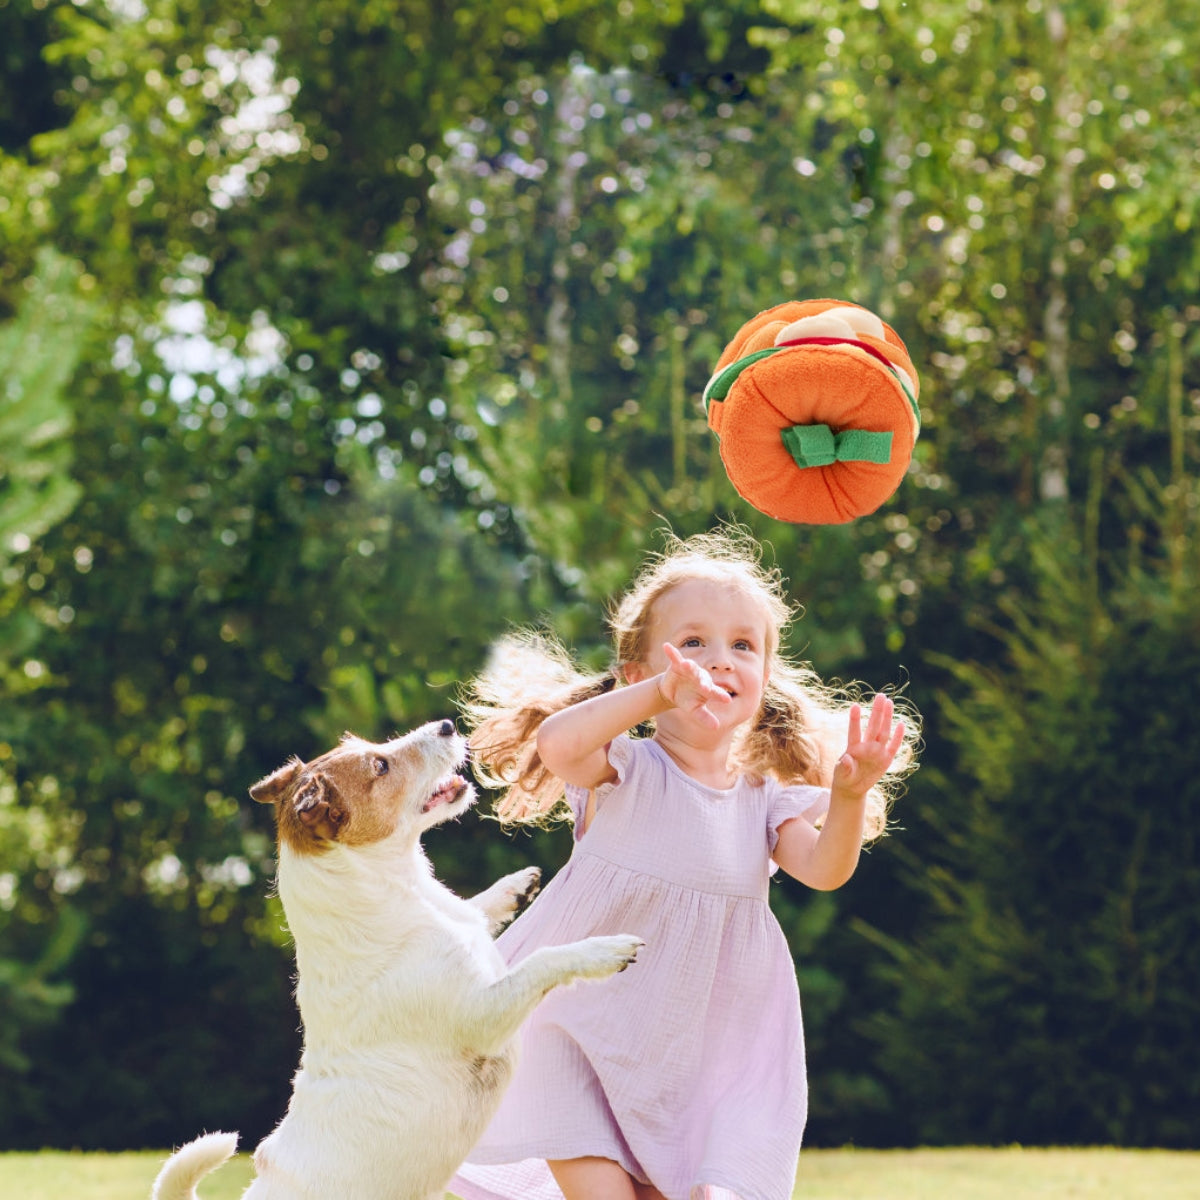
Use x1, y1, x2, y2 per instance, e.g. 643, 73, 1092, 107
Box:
1, 0, 1197, 1155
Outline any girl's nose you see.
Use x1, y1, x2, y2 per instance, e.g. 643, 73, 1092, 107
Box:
706, 646, 733, 670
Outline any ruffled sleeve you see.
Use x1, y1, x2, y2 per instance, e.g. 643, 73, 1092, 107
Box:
767, 782, 831, 853
563, 734, 637, 840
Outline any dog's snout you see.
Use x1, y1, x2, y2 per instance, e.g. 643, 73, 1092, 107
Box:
438, 719, 456, 738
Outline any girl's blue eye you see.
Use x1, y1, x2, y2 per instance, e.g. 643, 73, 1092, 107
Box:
682, 637, 701, 647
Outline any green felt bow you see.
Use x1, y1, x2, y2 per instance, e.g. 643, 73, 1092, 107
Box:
781, 424, 894, 468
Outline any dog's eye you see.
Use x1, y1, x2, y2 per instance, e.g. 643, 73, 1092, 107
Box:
371, 756, 389, 777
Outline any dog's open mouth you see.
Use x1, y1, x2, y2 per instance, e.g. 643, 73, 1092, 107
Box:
423, 774, 468, 813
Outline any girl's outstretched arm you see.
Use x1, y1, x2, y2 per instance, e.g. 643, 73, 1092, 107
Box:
536, 644, 730, 789
773, 693, 905, 891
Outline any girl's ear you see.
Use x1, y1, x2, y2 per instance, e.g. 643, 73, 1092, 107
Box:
623, 660, 647, 685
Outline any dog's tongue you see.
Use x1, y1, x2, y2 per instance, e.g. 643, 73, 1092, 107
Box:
423, 775, 466, 812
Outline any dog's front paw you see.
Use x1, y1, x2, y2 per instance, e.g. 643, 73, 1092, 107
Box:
506, 866, 542, 910
571, 933, 644, 980
473, 866, 542, 933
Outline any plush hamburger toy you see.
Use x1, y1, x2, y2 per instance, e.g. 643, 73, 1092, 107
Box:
704, 299, 921, 524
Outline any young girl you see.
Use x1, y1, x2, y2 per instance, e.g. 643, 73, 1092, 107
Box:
449, 529, 917, 1200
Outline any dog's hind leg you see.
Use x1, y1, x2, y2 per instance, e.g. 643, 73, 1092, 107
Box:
469, 866, 542, 934
464, 933, 644, 1055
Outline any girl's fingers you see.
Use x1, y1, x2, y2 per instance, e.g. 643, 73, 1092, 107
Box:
660, 643, 731, 711
847, 702, 863, 746
664, 642, 708, 686
866, 693, 893, 739
842, 696, 905, 785
696, 673, 732, 708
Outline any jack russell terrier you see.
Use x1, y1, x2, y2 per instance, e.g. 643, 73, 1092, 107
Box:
152, 719, 642, 1200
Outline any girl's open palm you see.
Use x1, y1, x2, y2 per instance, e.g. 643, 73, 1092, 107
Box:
659, 642, 733, 729
833, 693, 905, 797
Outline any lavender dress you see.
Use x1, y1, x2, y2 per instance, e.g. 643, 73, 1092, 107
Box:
449, 734, 829, 1200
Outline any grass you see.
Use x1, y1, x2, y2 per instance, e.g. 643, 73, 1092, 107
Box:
2, 1145, 1197, 1198
793, 1147, 1200, 1198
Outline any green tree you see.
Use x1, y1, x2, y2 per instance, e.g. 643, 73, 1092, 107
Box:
0, 0, 737, 1148
751, 0, 1200, 619
0, 245, 94, 1082
865, 486, 1200, 1145
0, 337, 538, 1143
0, 247, 89, 575
3, 0, 1200, 1151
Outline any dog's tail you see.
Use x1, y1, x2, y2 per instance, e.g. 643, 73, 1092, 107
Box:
150, 1131, 239, 1200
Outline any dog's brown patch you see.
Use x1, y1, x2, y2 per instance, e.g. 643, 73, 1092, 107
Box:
252, 757, 345, 855
286, 773, 348, 849
251, 727, 468, 855
465, 1051, 511, 1096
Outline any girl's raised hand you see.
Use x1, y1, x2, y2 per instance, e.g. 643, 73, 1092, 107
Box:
658, 642, 733, 729
833, 693, 905, 798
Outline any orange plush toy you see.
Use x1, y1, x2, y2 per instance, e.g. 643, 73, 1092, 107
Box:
704, 299, 921, 524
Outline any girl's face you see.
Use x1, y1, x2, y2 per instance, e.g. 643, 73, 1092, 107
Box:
630, 577, 772, 731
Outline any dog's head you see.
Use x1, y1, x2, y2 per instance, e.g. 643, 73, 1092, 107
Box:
249, 719, 475, 854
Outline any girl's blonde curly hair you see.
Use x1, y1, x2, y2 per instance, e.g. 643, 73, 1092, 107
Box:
463, 528, 919, 842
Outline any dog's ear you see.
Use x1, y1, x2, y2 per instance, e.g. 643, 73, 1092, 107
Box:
293, 773, 347, 841
250, 757, 304, 805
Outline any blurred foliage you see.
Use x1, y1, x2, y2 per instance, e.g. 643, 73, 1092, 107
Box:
864, 479, 1200, 1147
0, 247, 90, 578
0, 0, 1197, 1151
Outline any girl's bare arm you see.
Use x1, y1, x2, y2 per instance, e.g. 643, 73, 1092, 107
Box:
771, 791, 868, 891
536, 644, 730, 789
773, 694, 904, 890
536, 677, 667, 789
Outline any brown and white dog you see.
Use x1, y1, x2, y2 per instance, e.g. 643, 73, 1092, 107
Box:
151, 719, 642, 1200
